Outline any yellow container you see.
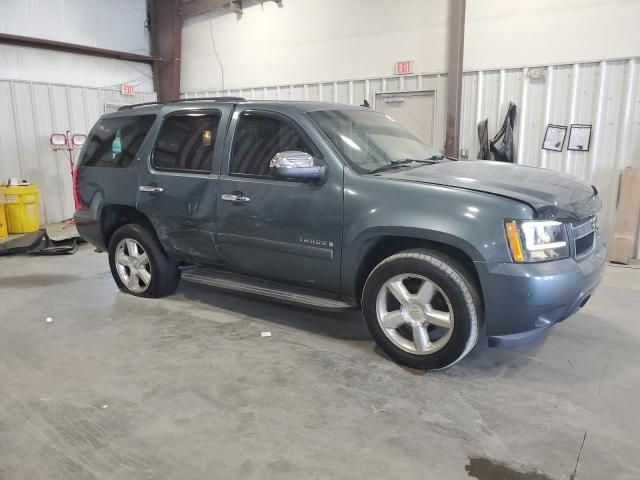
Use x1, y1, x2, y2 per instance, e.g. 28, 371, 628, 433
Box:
0, 184, 40, 233
0, 203, 8, 238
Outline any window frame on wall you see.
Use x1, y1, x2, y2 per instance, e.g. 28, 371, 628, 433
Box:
228, 109, 322, 180
150, 109, 223, 175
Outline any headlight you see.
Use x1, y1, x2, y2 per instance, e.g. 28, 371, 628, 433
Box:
504, 220, 569, 262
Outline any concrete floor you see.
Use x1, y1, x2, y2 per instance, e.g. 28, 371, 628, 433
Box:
1, 245, 639, 480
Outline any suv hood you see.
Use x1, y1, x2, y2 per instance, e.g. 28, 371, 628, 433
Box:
383, 160, 600, 220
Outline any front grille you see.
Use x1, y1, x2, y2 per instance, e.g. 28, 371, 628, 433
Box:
575, 231, 595, 256
572, 217, 596, 258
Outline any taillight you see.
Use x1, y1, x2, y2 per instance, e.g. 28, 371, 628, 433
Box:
72, 166, 84, 211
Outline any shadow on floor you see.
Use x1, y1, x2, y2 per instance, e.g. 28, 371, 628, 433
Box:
173, 280, 553, 378
176, 280, 372, 342
0, 273, 83, 288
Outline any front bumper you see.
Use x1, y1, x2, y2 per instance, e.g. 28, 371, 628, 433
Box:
480, 232, 606, 347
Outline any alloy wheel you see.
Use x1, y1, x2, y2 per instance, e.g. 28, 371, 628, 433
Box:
115, 238, 152, 293
375, 273, 454, 355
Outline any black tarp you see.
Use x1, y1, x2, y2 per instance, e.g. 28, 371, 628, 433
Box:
477, 119, 490, 160
477, 102, 517, 163
490, 102, 517, 163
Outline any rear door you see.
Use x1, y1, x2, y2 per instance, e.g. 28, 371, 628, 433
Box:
216, 108, 343, 293
137, 106, 231, 263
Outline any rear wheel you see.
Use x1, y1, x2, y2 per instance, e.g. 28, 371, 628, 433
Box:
362, 249, 480, 370
108, 224, 179, 298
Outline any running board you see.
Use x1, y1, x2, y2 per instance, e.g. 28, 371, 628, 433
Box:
181, 267, 358, 312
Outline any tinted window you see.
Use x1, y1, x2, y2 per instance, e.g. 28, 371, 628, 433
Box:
230, 113, 313, 176
152, 113, 221, 173
80, 115, 155, 168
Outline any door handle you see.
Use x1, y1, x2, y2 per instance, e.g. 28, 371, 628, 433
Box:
221, 192, 251, 203
139, 185, 164, 193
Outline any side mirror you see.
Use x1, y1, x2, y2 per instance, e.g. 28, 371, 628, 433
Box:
270, 151, 325, 180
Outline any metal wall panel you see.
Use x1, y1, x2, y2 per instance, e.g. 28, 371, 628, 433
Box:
0, 79, 156, 224
0, 0, 150, 55
184, 58, 640, 256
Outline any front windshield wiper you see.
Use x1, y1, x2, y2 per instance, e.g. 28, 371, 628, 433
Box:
368, 158, 438, 174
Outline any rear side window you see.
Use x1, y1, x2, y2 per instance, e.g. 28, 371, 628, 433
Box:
230, 112, 314, 176
152, 113, 221, 173
80, 115, 155, 168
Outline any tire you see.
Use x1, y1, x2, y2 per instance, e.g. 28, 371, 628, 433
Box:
362, 249, 480, 370
108, 223, 179, 298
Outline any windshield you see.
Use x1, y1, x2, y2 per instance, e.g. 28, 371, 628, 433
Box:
307, 109, 442, 173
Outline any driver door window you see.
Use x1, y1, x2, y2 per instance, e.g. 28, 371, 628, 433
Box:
229, 113, 313, 177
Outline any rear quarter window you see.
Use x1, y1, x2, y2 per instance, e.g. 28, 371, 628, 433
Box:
80, 114, 156, 168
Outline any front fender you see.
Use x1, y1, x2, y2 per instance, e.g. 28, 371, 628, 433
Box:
341, 172, 535, 298
341, 226, 484, 299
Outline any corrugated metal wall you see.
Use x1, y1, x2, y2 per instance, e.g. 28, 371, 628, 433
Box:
184, 58, 640, 255
0, 79, 156, 224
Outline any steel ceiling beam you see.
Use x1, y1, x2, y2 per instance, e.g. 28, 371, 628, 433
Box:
444, 0, 466, 158
180, 0, 241, 19
0, 33, 155, 64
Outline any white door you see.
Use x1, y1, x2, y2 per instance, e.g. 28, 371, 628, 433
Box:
376, 91, 436, 145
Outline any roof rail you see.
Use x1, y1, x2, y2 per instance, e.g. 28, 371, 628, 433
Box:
117, 101, 161, 111
117, 96, 246, 111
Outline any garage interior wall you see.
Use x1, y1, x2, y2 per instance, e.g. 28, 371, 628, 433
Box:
0, 82, 155, 224
182, 0, 640, 257
181, 0, 640, 91
0, 0, 155, 224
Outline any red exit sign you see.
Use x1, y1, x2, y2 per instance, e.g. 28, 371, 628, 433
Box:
395, 60, 414, 75
120, 83, 135, 96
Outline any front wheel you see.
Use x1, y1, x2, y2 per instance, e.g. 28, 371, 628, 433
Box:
362, 249, 480, 370
108, 224, 179, 298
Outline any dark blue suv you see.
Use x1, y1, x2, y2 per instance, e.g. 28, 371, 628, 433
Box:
75, 98, 605, 370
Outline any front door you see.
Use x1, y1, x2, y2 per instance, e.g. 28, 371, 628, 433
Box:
217, 109, 343, 293
137, 107, 230, 263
